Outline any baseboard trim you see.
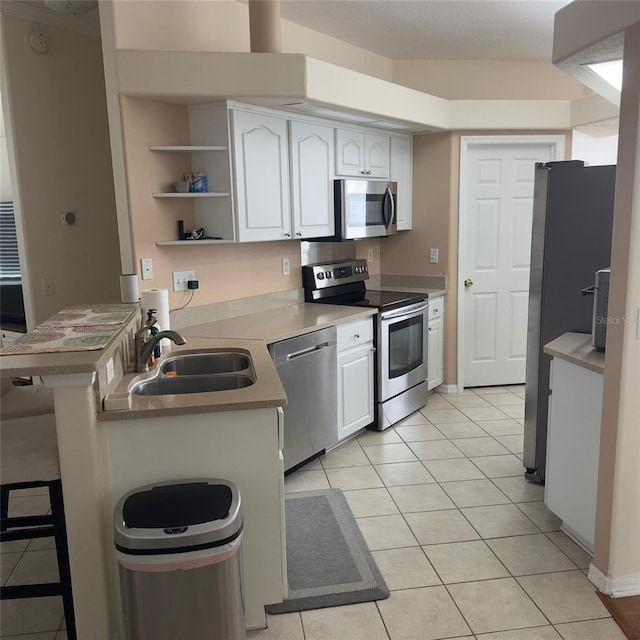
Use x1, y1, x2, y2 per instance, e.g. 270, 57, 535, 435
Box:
437, 385, 459, 395
589, 564, 640, 597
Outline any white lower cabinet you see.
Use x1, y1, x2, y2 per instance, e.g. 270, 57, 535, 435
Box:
428, 296, 444, 390
337, 318, 375, 440
545, 357, 603, 552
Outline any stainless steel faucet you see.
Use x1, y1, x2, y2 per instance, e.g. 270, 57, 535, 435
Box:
134, 317, 187, 373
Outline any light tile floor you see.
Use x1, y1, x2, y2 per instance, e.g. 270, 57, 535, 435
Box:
250, 385, 626, 640
0, 386, 624, 640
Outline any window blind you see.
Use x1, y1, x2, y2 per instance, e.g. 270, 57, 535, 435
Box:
0, 202, 22, 282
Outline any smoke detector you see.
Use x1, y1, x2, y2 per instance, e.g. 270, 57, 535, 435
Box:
43, 0, 98, 16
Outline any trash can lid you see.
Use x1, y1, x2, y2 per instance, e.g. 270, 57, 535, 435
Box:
114, 478, 242, 555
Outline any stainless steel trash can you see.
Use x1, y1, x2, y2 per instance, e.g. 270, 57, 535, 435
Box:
114, 478, 245, 640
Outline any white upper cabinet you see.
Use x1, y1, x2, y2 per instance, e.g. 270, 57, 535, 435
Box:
289, 121, 335, 239
335, 128, 390, 179
390, 136, 413, 230
231, 110, 292, 242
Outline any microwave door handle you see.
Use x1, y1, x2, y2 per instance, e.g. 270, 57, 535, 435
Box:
387, 187, 395, 226
382, 188, 393, 228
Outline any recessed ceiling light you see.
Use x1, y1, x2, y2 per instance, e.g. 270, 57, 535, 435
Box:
587, 60, 623, 91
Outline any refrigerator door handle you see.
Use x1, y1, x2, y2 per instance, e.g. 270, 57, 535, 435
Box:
581, 285, 596, 296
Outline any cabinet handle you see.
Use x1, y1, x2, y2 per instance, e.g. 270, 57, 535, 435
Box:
284, 232, 291, 238
354, 334, 360, 339
361, 170, 367, 175
296, 232, 302, 237
367, 170, 372, 175
428, 328, 433, 332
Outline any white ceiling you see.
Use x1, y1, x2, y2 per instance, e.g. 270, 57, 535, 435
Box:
280, 0, 572, 60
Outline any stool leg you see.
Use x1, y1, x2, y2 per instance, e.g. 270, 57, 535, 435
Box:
49, 480, 77, 640
0, 485, 9, 530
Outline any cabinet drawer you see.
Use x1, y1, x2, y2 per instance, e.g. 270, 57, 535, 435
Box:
337, 318, 373, 351
428, 296, 443, 320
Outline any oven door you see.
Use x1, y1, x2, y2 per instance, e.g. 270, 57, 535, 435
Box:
379, 301, 429, 402
340, 180, 397, 239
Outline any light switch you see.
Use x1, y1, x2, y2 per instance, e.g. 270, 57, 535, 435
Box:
429, 248, 439, 264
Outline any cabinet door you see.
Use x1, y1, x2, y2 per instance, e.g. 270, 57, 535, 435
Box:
390, 136, 412, 230
365, 134, 390, 179
337, 343, 375, 440
289, 121, 335, 239
232, 110, 291, 242
335, 129, 365, 177
428, 314, 443, 391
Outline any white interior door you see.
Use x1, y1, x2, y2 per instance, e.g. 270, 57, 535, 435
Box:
460, 138, 561, 387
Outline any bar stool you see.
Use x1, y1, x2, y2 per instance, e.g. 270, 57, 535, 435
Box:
1, 392, 77, 640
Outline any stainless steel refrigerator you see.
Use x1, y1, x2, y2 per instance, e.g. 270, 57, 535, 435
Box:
524, 160, 615, 484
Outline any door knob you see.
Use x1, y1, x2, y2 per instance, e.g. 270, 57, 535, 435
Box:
464, 278, 474, 288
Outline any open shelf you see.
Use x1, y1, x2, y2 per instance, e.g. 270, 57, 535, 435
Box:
149, 145, 228, 152
156, 239, 234, 246
152, 192, 231, 198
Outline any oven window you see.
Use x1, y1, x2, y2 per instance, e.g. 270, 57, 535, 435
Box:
388, 315, 424, 378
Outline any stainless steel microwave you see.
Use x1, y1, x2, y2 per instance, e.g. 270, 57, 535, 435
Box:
333, 179, 397, 240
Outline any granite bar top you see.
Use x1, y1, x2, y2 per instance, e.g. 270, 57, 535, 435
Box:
544, 332, 605, 375
0, 306, 140, 378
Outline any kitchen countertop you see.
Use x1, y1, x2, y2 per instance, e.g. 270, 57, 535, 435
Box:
99, 336, 288, 421
369, 285, 447, 298
544, 332, 605, 375
100, 303, 377, 420
181, 303, 377, 342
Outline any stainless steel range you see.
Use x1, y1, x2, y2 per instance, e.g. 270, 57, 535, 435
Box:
303, 258, 429, 430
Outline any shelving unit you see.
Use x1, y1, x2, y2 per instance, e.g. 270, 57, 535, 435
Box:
149, 137, 236, 243
152, 192, 230, 198
149, 145, 228, 152
156, 239, 234, 246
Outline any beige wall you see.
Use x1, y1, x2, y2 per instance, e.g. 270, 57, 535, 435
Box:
382, 133, 458, 384
593, 20, 640, 580
2, 15, 121, 326
111, 0, 393, 81
120, 96, 380, 309
382, 130, 571, 386
392, 60, 588, 100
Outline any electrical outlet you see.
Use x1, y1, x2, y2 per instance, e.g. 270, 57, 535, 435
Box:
282, 258, 290, 276
429, 248, 439, 264
42, 276, 54, 296
105, 357, 115, 385
173, 270, 196, 292
140, 258, 154, 280
367, 248, 374, 263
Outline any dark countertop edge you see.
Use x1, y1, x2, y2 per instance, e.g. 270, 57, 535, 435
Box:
544, 332, 605, 375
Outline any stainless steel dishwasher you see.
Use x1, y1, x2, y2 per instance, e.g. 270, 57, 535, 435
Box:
269, 327, 338, 473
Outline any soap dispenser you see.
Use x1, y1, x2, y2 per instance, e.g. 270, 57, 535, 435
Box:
145, 308, 161, 367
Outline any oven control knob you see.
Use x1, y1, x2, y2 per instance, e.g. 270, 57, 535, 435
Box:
354, 266, 360, 273
363, 266, 368, 272
317, 273, 324, 280
325, 271, 332, 278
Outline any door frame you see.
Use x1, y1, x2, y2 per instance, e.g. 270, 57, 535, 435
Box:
457, 135, 566, 392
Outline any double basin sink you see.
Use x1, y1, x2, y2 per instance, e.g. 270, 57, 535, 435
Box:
130, 351, 255, 396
